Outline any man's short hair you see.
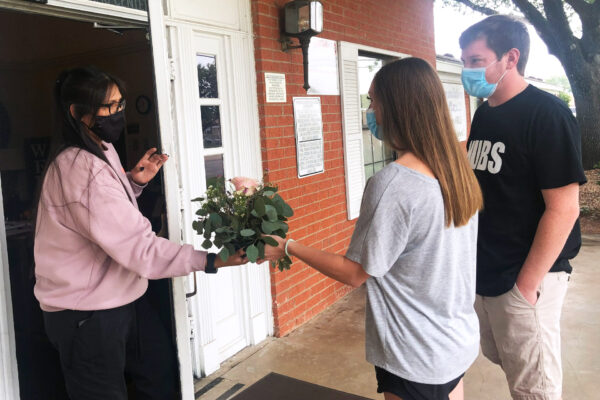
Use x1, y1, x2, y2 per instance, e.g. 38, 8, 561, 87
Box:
459, 15, 530, 76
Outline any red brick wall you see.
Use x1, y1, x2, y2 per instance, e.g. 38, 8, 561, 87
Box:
251, 0, 436, 337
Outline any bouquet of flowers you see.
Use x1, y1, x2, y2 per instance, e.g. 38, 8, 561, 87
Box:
192, 177, 294, 271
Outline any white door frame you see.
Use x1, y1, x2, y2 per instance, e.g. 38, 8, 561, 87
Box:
0, 1, 270, 398
0, 0, 147, 24
0, 177, 19, 400
0, 2, 159, 399
146, 2, 202, 399
161, 11, 272, 379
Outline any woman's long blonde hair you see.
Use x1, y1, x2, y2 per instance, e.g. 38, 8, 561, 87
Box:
373, 57, 482, 227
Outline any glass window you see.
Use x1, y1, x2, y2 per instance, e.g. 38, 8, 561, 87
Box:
359, 54, 395, 180
204, 154, 224, 187
197, 55, 218, 98
201, 106, 222, 148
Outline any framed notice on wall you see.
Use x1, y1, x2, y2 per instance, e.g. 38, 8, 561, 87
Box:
442, 82, 468, 142
292, 97, 324, 178
307, 37, 339, 95
265, 73, 286, 103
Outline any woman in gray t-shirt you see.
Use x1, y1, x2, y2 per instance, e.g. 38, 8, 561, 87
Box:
265, 58, 482, 400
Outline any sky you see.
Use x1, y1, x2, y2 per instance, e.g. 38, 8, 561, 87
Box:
433, 2, 567, 81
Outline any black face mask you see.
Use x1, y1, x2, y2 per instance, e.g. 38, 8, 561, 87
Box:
90, 111, 125, 143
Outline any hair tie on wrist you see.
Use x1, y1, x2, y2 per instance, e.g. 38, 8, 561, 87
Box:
284, 239, 295, 258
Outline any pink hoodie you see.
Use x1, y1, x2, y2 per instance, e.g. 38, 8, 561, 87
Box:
34, 143, 206, 311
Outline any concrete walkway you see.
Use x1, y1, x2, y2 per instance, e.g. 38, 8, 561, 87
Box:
195, 235, 600, 399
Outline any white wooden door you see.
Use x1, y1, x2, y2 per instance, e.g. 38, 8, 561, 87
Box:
148, 0, 272, 385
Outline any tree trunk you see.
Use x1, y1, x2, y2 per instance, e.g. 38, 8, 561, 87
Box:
563, 59, 600, 170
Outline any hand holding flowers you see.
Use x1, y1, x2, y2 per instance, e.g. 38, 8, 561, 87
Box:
192, 177, 294, 271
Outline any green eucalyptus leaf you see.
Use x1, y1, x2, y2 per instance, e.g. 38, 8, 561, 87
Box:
264, 186, 278, 193
261, 220, 277, 234
203, 221, 212, 238
246, 244, 259, 263
253, 197, 266, 216
209, 213, 222, 227
272, 200, 284, 214
240, 229, 256, 237
201, 239, 212, 249
262, 236, 279, 247
282, 203, 294, 217
231, 218, 240, 232
265, 205, 278, 222
263, 191, 275, 197
196, 208, 208, 216
257, 241, 265, 259
276, 221, 289, 233
273, 230, 286, 238
191, 197, 204, 202
250, 209, 259, 217
225, 243, 236, 256
218, 247, 230, 262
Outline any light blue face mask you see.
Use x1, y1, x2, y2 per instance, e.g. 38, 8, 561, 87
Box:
366, 108, 382, 140
461, 60, 507, 98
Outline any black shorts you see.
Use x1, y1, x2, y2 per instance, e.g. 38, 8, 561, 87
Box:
375, 366, 464, 400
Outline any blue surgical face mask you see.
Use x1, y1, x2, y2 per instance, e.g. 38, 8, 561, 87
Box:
366, 108, 382, 140
461, 60, 507, 98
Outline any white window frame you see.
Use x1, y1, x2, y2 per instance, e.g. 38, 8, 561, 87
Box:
338, 42, 409, 220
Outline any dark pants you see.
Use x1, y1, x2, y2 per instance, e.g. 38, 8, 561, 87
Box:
43, 295, 177, 400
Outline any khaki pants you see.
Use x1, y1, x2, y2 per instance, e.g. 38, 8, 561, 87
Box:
474, 272, 570, 400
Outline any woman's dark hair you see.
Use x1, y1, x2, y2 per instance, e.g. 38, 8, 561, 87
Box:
34, 67, 126, 240
50, 66, 126, 165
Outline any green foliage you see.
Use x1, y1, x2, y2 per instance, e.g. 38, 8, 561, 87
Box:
192, 179, 294, 271
557, 91, 571, 106
546, 76, 572, 92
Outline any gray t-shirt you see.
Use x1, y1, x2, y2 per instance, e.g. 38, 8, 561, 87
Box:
346, 163, 479, 384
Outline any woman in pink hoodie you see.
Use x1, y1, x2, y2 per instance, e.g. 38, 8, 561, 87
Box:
34, 67, 247, 399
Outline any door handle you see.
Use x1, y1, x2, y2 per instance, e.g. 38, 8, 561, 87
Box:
185, 271, 197, 298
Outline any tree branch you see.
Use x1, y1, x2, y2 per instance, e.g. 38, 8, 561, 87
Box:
452, 0, 498, 15
563, 0, 591, 15
543, 0, 574, 38
511, 0, 560, 54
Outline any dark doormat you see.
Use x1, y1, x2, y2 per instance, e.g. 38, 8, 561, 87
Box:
229, 372, 374, 400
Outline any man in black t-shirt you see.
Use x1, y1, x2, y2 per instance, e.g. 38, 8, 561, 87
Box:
460, 15, 586, 400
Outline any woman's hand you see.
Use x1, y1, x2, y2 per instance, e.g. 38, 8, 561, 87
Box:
264, 235, 287, 260
214, 249, 248, 268
130, 148, 168, 185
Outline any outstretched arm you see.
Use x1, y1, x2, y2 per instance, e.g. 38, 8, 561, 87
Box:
265, 236, 370, 288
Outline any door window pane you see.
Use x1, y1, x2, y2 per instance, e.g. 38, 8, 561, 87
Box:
198, 55, 218, 98
205, 154, 224, 187
372, 136, 384, 162
364, 164, 374, 181
359, 53, 396, 179
201, 106, 222, 148
362, 129, 373, 164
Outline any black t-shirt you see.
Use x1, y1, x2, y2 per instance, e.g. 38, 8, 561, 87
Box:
467, 85, 587, 296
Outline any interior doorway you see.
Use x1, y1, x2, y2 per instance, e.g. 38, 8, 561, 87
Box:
0, 8, 175, 399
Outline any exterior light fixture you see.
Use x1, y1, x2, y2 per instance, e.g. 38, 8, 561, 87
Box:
281, 0, 323, 91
